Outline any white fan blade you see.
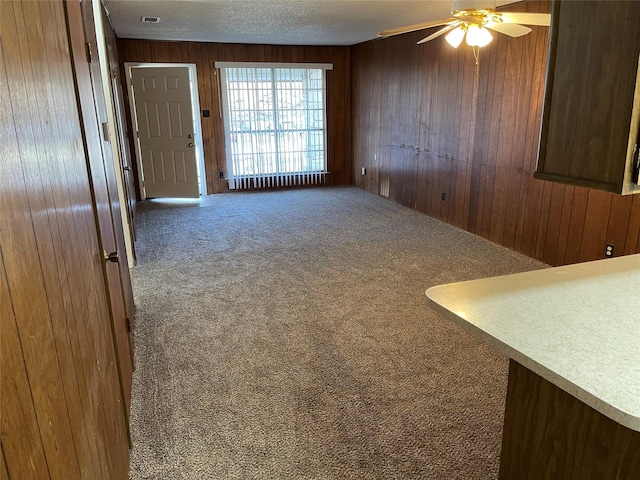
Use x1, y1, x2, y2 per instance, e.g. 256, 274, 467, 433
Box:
498, 12, 551, 26
486, 22, 532, 38
378, 18, 457, 38
417, 22, 462, 44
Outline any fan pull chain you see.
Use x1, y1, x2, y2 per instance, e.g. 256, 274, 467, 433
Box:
473, 45, 480, 67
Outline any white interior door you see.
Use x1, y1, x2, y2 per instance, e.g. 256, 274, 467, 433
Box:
131, 66, 199, 198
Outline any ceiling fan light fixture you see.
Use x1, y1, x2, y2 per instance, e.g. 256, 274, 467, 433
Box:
445, 25, 466, 48
465, 24, 492, 47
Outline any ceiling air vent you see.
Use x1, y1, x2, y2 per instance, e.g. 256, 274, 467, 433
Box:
141, 16, 161, 24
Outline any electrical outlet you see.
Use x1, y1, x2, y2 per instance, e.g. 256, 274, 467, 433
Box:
361, 167, 367, 176
219, 171, 224, 179
605, 244, 614, 258
441, 192, 446, 201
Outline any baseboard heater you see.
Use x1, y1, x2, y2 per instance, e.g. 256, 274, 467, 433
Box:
229, 171, 328, 190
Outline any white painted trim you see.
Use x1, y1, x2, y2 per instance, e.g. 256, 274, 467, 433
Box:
622, 54, 640, 194
214, 61, 333, 70
188, 67, 207, 197
124, 62, 206, 199
93, 2, 135, 267
217, 67, 231, 188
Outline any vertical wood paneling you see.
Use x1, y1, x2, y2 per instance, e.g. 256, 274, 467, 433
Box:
2, 3, 83, 477
625, 195, 640, 255
351, 0, 640, 265
499, 360, 640, 478
118, 39, 351, 193
541, 183, 566, 265
534, 181, 553, 259
2, 1, 129, 478
0, 253, 50, 480
553, 186, 574, 265
561, 188, 589, 265
605, 195, 634, 255
516, 2, 553, 257
479, 35, 507, 241
502, 1, 542, 250
1, 448, 8, 480
490, 31, 522, 245
454, 50, 479, 230
579, 190, 613, 262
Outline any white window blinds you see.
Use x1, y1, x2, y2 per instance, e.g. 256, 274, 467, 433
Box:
216, 62, 332, 190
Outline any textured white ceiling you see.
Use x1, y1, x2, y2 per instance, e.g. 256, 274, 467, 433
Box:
103, 0, 518, 46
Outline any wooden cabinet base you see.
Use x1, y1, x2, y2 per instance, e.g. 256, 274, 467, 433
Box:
499, 360, 640, 479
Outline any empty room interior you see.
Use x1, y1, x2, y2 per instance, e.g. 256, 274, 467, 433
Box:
2, 0, 639, 479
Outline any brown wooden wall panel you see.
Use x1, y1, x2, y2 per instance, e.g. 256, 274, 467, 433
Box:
351, 0, 640, 265
1, 1, 129, 478
625, 195, 640, 254
1, 448, 8, 480
117, 39, 351, 194
499, 360, 640, 478
0, 253, 50, 479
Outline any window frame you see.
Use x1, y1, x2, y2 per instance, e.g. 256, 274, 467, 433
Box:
215, 62, 333, 189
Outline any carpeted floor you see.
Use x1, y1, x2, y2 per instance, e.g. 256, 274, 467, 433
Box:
129, 186, 546, 479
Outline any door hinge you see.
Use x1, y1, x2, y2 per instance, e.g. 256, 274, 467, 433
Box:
101, 122, 111, 143
125, 318, 131, 332
632, 142, 639, 184
86, 42, 92, 63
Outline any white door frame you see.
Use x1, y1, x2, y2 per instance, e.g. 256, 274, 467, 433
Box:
124, 63, 206, 199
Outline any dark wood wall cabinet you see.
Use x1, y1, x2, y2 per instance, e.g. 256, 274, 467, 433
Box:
536, 0, 640, 195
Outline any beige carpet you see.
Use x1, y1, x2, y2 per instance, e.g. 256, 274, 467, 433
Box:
129, 186, 546, 479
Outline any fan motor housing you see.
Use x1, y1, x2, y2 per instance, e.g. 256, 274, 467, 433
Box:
452, 0, 497, 14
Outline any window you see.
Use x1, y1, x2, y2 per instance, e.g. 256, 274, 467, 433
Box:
216, 62, 332, 189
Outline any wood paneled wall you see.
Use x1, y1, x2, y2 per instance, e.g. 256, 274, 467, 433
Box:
117, 39, 351, 194
1, 1, 129, 478
351, 0, 640, 265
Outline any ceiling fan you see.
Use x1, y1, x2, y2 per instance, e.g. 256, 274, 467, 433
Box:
378, 0, 551, 49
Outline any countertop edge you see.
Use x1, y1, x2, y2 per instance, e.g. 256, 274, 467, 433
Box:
425, 290, 640, 433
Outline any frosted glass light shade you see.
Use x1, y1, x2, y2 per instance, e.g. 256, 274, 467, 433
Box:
445, 26, 466, 48
466, 24, 493, 47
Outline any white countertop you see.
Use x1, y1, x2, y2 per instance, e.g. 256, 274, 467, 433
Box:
426, 254, 640, 432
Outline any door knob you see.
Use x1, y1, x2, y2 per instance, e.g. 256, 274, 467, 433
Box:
188, 134, 193, 139
103, 250, 119, 263
188, 143, 194, 148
